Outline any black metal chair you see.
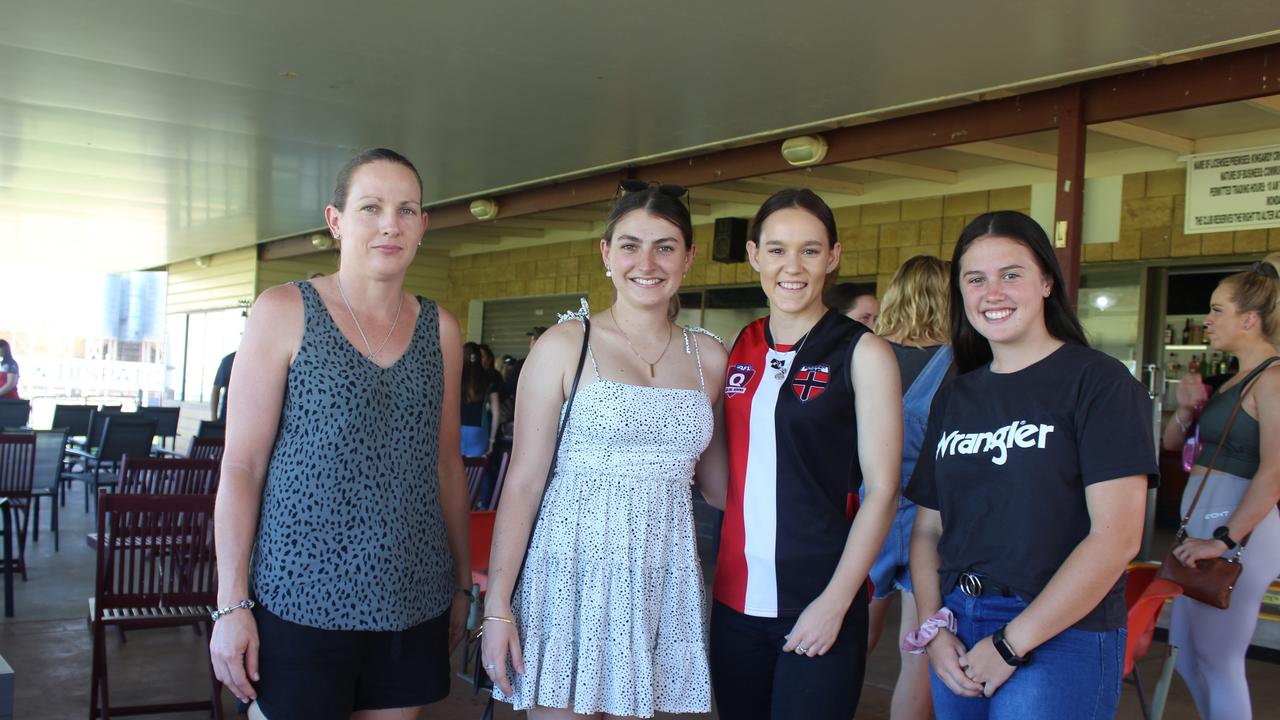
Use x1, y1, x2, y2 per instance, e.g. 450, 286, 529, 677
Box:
50, 404, 92, 441
29, 428, 69, 551
195, 419, 225, 439
0, 399, 31, 429
65, 416, 157, 513
139, 406, 181, 450
73, 406, 123, 455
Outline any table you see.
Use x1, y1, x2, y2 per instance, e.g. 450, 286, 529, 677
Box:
1, 498, 12, 618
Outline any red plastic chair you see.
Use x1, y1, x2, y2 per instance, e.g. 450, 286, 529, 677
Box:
1125, 564, 1183, 720
459, 510, 497, 667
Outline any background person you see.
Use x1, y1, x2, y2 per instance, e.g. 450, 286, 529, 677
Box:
1161, 255, 1280, 720
209, 148, 470, 720
461, 341, 501, 459
211, 351, 235, 421
0, 339, 19, 399
863, 254, 952, 720
906, 211, 1155, 719
824, 282, 879, 329
710, 188, 902, 720
482, 181, 727, 719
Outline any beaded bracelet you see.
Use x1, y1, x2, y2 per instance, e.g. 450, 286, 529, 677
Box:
210, 598, 255, 622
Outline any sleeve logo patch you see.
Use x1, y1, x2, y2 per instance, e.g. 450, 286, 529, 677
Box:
725, 364, 756, 397
792, 364, 830, 402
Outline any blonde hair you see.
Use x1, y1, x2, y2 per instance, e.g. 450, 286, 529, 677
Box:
876, 255, 950, 346
1221, 253, 1280, 344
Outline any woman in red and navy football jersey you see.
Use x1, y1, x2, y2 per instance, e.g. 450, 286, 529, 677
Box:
708, 188, 902, 719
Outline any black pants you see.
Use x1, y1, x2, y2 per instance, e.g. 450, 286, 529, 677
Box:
709, 598, 868, 720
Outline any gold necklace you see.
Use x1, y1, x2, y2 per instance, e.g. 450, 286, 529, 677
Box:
610, 306, 673, 378
336, 276, 404, 361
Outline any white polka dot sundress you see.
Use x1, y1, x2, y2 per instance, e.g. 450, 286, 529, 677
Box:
494, 308, 714, 717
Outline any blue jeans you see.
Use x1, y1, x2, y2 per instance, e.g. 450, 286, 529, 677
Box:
866, 503, 916, 599
931, 588, 1124, 720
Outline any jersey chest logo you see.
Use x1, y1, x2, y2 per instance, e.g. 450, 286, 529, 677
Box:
725, 364, 756, 397
792, 364, 830, 401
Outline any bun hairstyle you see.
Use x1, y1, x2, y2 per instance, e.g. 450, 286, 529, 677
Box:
749, 188, 838, 248
877, 255, 950, 346
602, 185, 693, 249
1221, 253, 1280, 343
333, 148, 423, 211
949, 211, 1089, 373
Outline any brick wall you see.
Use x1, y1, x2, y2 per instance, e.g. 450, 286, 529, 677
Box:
831, 187, 1032, 293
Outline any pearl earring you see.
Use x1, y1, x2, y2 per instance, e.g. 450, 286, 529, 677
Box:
605, 267, 612, 278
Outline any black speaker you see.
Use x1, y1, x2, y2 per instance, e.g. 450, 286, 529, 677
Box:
713, 217, 749, 263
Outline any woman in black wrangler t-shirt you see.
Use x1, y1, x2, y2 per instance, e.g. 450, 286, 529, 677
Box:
904, 211, 1157, 720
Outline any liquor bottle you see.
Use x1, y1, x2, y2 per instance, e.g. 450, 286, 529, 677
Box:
1164, 325, 1174, 344
1182, 318, 1191, 344
1188, 355, 1201, 374
1210, 353, 1221, 374
1219, 355, 1229, 375
1166, 352, 1182, 378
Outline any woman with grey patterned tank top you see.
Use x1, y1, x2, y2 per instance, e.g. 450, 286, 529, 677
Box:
210, 149, 472, 720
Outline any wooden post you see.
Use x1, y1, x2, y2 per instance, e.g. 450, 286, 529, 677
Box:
1054, 86, 1086, 307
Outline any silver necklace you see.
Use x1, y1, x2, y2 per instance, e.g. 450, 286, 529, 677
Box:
336, 276, 404, 362
772, 325, 812, 380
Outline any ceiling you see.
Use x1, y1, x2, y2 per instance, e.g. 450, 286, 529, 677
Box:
3, 1, 1280, 272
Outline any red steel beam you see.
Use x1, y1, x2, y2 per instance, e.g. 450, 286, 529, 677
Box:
1054, 85, 1087, 306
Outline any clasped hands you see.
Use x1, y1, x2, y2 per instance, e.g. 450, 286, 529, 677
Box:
927, 628, 1016, 698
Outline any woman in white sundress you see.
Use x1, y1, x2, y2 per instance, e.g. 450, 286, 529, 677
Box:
481, 180, 729, 719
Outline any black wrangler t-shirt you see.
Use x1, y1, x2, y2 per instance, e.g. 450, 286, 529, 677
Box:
905, 342, 1158, 631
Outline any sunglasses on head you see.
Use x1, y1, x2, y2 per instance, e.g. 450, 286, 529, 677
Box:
617, 179, 689, 200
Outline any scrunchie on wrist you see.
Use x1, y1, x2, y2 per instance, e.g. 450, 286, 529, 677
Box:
901, 607, 958, 654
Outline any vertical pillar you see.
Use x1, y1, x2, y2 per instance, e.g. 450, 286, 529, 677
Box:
1054, 85, 1086, 306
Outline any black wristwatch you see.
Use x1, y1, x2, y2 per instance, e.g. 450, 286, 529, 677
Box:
992, 625, 1029, 667
1213, 525, 1238, 550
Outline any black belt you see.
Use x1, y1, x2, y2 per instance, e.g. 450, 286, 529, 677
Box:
957, 572, 1016, 598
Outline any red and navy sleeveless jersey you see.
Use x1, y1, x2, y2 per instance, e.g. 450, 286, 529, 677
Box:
714, 310, 870, 617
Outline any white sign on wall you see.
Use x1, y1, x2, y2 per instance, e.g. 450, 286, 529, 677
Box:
1184, 145, 1280, 234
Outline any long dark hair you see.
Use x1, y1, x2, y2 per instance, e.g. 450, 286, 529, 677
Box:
0, 340, 11, 364
461, 342, 488, 403
949, 211, 1088, 373
749, 188, 838, 248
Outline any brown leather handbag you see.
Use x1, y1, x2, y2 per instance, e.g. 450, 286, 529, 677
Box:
1154, 360, 1273, 608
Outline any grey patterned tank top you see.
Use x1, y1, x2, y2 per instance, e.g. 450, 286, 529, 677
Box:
251, 281, 453, 631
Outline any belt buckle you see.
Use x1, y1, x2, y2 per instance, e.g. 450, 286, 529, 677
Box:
959, 573, 984, 597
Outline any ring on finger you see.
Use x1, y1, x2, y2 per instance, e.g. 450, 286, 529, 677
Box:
795, 644, 807, 654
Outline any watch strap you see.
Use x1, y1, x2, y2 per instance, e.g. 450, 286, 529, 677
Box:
993, 625, 1028, 666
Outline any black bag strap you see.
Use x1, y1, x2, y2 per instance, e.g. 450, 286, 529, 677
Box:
511, 316, 590, 591
476, 317, 590, 720
1179, 355, 1279, 552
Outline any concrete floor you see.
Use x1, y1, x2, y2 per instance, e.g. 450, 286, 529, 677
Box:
3, 493, 1278, 719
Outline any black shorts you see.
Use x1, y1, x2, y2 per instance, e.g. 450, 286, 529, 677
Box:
709, 598, 868, 720
252, 604, 450, 720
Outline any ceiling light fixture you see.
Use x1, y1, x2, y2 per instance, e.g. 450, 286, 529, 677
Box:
781, 135, 829, 167
470, 198, 500, 221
